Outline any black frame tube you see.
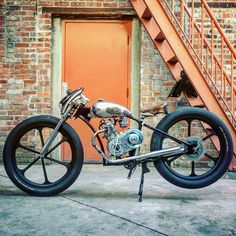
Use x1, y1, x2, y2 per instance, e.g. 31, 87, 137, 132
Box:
129, 115, 191, 146
75, 112, 191, 165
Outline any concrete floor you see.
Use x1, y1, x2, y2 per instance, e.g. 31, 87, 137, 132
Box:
0, 164, 236, 236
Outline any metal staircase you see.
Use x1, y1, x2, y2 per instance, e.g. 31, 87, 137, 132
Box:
129, 0, 236, 170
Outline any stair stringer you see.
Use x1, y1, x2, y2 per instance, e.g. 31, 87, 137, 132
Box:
129, 0, 236, 170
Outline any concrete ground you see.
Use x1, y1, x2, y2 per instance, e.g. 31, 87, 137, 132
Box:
0, 164, 236, 236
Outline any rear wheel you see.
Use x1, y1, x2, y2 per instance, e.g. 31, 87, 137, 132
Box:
3, 115, 84, 196
151, 108, 233, 188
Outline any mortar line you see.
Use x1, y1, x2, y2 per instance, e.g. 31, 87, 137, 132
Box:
61, 196, 169, 236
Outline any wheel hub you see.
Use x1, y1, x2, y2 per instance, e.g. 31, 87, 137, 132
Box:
183, 136, 206, 161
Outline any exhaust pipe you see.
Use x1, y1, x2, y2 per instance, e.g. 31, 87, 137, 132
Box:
107, 146, 185, 164
92, 130, 185, 164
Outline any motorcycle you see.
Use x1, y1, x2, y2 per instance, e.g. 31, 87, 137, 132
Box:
3, 88, 233, 201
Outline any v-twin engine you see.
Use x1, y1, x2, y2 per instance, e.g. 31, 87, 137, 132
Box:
102, 120, 144, 157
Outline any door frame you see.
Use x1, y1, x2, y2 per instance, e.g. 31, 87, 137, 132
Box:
52, 17, 141, 122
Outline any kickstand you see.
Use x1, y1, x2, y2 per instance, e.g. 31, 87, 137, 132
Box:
138, 162, 150, 202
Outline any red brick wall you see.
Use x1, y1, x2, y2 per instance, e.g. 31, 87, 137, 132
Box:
0, 1, 52, 130
0, 0, 133, 159
0, 0, 235, 159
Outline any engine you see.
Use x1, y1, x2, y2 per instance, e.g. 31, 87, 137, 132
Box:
101, 120, 144, 157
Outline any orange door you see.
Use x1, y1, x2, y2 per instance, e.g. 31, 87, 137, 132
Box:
62, 20, 131, 161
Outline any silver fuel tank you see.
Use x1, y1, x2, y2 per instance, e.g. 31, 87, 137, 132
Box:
90, 101, 131, 118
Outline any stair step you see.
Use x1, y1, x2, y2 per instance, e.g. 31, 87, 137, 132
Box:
153, 39, 178, 65
167, 55, 179, 64
141, 6, 152, 19
131, 0, 152, 20
193, 104, 206, 108
144, 17, 166, 42
187, 96, 205, 108
155, 31, 166, 42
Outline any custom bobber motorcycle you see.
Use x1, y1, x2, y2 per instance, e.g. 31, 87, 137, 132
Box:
3, 88, 233, 201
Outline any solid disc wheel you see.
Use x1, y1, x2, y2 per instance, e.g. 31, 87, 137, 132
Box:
3, 115, 84, 196
151, 108, 233, 189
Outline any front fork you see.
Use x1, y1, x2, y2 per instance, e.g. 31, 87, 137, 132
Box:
39, 107, 71, 159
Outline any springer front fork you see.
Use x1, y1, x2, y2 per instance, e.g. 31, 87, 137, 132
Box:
39, 107, 72, 159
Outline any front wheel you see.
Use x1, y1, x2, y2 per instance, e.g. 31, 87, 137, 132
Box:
151, 107, 233, 189
3, 115, 84, 196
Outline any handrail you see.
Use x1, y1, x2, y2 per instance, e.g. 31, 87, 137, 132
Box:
201, 0, 236, 59
181, 2, 236, 94
160, 0, 236, 125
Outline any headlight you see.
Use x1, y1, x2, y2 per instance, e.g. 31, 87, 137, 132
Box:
59, 88, 86, 115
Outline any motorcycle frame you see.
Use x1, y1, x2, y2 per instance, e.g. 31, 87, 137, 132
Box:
74, 107, 190, 166
41, 89, 192, 166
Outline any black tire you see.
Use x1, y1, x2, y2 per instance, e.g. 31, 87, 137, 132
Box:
3, 115, 84, 196
151, 107, 233, 189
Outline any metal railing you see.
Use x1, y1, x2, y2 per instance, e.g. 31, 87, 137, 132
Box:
160, 0, 236, 126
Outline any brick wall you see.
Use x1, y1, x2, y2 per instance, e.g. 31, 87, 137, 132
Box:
139, 1, 236, 152
0, 0, 52, 160
0, 0, 235, 160
0, 0, 134, 160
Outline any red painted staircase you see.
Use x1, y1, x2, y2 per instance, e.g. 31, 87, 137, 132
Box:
129, 0, 236, 170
